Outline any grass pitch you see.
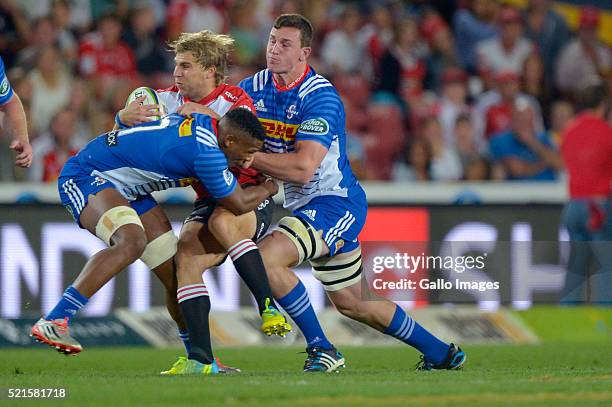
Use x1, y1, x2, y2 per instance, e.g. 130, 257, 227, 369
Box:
1, 343, 611, 406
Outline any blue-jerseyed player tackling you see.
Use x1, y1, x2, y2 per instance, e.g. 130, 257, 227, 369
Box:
30, 110, 277, 370
242, 14, 466, 371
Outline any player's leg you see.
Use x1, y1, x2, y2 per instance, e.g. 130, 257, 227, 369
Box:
136, 200, 188, 348
207, 201, 291, 336
320, 246, 465, 370
257, 222, 343, 372
32, 185, 147, 354
165, 200, 228, 374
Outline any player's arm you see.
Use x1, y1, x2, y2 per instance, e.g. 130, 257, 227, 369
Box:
1, 93, 32, 168
195, 149, 278, 215
115, 95, 162, 128
252, 140, 327, 185
219, 179, 278, 215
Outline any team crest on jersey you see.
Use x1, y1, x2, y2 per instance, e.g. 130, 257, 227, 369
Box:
90, 176, 108, 187
0, 77, 9, 97
286, 104, 298, 119
223, 168, 233, 185
105, 131, 119, 147
334, 239, 345, 252
299, 118, 329, 135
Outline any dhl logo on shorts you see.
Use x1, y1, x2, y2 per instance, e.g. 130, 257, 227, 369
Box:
179, 117, 194, 137
259, 118, 299, 141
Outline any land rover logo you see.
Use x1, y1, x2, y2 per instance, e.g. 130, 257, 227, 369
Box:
299, 118, 329, 135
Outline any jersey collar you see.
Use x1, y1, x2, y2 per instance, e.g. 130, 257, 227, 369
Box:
273, 65, 310, 92
185, 84, 226, 105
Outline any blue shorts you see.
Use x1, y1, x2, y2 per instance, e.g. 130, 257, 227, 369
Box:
293, 189, 367, 256
58, 157, 158, 227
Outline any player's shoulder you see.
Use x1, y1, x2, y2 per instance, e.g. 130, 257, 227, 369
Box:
217, 83, 251, 102
240, 68, 270, 93
297, 70, 338, 101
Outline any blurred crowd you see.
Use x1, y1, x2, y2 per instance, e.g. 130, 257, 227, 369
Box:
0, 0, 610, 183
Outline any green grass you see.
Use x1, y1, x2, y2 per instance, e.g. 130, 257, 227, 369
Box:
1, 344, 611, 407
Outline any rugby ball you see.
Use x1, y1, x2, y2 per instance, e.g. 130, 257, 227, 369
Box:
126, 86, 166, 121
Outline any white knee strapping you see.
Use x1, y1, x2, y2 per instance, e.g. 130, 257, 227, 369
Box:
140, 230, 178, 269
95, 206, 144, 245
310, 246, 363, 291
275, 216, 325, 264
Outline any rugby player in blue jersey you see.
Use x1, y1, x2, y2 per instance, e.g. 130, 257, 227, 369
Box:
31, 109, 277, 374
237, 14, 466, 372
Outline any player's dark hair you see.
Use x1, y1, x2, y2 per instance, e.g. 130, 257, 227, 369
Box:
224, 108, 266, 142
273, 14, 313, 47
578, 83, 608, 111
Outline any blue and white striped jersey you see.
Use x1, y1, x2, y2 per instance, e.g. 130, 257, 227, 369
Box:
238, 66, 363, 211
0, 57, 14, 105
75, 113, 236, 200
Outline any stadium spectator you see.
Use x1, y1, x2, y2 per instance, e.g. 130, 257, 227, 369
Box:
521, 53, 551, 126
523, 0, 570, 93
51, 0, 78, 68
320, 4, 365, 75
489, 100, 562, 181
453, 0, 498, 73
359, 3, 394, 78
549, 100, 574, 147
0, 0, 30, 68
454, 113, 481, 167
28, 46, 72, 136
166, 0, 226, 41
436, 67, 470, 147
375, 18, 428, 111
78, 12, 137, 98
421, 116, 462, 181
228, 0, 264, 67
556, 6, 611, 100
476, 5, 534, 84
392, 137, 432, 181
28, 108, 81, 182
122, 2, 170, 86
560, 84, 612, 305
14, 16, 57, 72
423, 12, 463, 92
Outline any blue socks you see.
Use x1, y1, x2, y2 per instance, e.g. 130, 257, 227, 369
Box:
179, 330, 191, 355
277, 281, 332, 349
45, 286, 89, 323
384, 305, 449, 364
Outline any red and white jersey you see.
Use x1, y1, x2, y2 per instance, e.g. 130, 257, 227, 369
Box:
157, 83, 259, 199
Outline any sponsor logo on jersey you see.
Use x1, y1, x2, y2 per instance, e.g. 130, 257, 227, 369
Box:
299, 118, 329, 136
255, 99, 267, 112
257, 198, 270, 211
105, 131, 118, 147
0, 77, 10, 97
223, 168, 233, 185
259, 119, 299, 141
179, 117, 194, 137
286, 104, 298, 119
224, 91, 238, 102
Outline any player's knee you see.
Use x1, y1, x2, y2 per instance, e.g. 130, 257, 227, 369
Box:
208, 209, 234, 238
334, 296, 364, 320
116, 230, 147, 261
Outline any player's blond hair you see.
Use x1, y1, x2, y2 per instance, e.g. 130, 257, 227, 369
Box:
168, 30, 234, 85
